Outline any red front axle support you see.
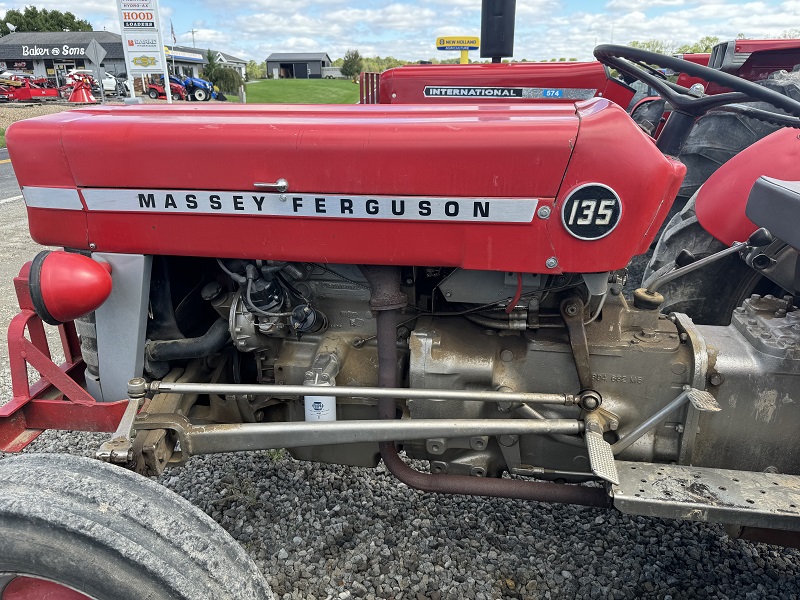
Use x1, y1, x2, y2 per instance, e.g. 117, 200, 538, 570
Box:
0, 262, 127, 452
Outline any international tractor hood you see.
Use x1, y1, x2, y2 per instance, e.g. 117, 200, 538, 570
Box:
8, 99, 684, 273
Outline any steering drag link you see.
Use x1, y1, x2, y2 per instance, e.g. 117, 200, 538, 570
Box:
148, 381, 578, 406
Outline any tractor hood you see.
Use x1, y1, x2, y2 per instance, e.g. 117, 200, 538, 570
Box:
182, 76, 212, 89
8, 99, 684, 273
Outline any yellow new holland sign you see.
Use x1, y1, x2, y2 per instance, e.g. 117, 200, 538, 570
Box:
436, 36, 480, 51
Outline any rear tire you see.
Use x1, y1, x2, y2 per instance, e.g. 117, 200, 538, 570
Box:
642, 192, 781, 325
673, 72, 799, 203
0, 454, 273, 600
630, 98, 666, 137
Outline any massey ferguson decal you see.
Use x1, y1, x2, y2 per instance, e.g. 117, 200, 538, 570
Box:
423, 86, 597, 99
80, 189, 539, 223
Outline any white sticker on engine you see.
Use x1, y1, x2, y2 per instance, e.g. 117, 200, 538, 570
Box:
80, 189, 539, 223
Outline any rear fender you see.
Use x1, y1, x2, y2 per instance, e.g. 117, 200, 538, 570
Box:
695, 128, 800, 246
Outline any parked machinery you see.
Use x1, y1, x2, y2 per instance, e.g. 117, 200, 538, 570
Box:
3, 1, 800, 597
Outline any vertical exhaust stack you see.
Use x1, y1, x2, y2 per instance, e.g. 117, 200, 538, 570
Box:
480, 0, 516, 63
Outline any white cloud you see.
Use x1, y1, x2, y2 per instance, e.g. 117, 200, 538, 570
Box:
5, 0, 798, 63
606, 0, 688, 10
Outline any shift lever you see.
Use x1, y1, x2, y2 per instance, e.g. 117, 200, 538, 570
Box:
633, 228, 773, 310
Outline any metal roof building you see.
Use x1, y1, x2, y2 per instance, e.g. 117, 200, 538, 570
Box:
266, 52, 332, 79
0, 31, 126, 83
164, 45, 208, 78
0, 32, 247, 84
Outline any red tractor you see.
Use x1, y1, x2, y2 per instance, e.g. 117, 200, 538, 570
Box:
2, 1, 800, 597
147, 76, 186, 101
360, 33, 800, 326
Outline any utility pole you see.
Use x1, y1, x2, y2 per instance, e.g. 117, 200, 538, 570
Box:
189, 29, 198, 48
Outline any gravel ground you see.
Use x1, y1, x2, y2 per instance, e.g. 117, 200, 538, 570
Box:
0, 102, 77, 131
0, 96, 205, 132
0, 106, 798, 599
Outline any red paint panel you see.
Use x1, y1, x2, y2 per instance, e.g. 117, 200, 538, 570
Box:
379, 61, 634, 107
57, 104, 577, 197
547, 99, 686, 272
16, 99, 683, 273
732, 39, 800, 53
26, 207, 88, 248
7, 113, 91, 189
3, 576, 92, 600
0, 411, 42, 452
86, 211, 560, 272
696, 128, 800, 246
24, 399, 127, 432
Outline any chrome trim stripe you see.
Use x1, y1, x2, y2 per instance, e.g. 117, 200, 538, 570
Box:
81, 189, 539, 224
22, 187, 84, 211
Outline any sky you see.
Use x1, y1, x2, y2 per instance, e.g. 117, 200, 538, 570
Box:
1, 0, 799, 62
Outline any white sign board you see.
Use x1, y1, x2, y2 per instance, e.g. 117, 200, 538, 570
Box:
117, 0, 168, 76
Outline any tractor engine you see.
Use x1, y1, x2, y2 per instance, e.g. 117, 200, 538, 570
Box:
81, 254, 793, 483
8, 94, 800, 489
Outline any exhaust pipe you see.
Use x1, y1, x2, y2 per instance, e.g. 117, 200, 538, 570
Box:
481, 0, 516, 63
360, 265, 611, 508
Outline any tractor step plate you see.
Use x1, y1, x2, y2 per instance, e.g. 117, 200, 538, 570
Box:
613, 461, 800, 531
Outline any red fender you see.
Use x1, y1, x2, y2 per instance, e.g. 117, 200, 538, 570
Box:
695, 128, 800, 246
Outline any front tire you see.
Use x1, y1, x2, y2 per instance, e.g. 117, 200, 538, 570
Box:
148, 89, 159, 99
172, 92, 180, 100
0, 454, 273, 600
193, 88, 208, 101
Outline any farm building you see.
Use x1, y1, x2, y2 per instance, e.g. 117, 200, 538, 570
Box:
266, 52, 332, 79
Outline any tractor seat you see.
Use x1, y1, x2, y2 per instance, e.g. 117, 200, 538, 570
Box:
746, 177, 800, 251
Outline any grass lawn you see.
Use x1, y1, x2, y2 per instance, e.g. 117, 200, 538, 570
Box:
245, 79, 359, 104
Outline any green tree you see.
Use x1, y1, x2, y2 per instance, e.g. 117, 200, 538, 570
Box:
1, 6, 92, 34
212, 67, 243, 93
245, 60, 265, 80
628, 39, 675, 55
201, 50, 243, 93
201, 49, 219, 81
340, 49, 363, 78
361, 55, 409, 73
675, 36, 720, 53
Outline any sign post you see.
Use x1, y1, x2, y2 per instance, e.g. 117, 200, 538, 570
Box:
436, 36, 480, 64
84, 39, 107, 105
116, 0, 172, 103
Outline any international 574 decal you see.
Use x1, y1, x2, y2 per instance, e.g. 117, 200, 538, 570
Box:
423, 86, 597, 99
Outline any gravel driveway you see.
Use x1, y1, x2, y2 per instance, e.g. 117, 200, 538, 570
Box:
0, 104, 798, 600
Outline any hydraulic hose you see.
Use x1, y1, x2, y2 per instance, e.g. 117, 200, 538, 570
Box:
146, 318, 230, 361
361, 266, 611, 508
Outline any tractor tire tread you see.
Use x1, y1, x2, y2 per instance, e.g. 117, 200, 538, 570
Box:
0, 453, 273, 600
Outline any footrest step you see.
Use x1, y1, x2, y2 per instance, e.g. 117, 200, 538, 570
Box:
613, 461, 800, 531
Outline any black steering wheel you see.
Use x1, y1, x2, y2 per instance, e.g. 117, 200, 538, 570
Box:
594, 44, 800, 154
594, 44, 800, 119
